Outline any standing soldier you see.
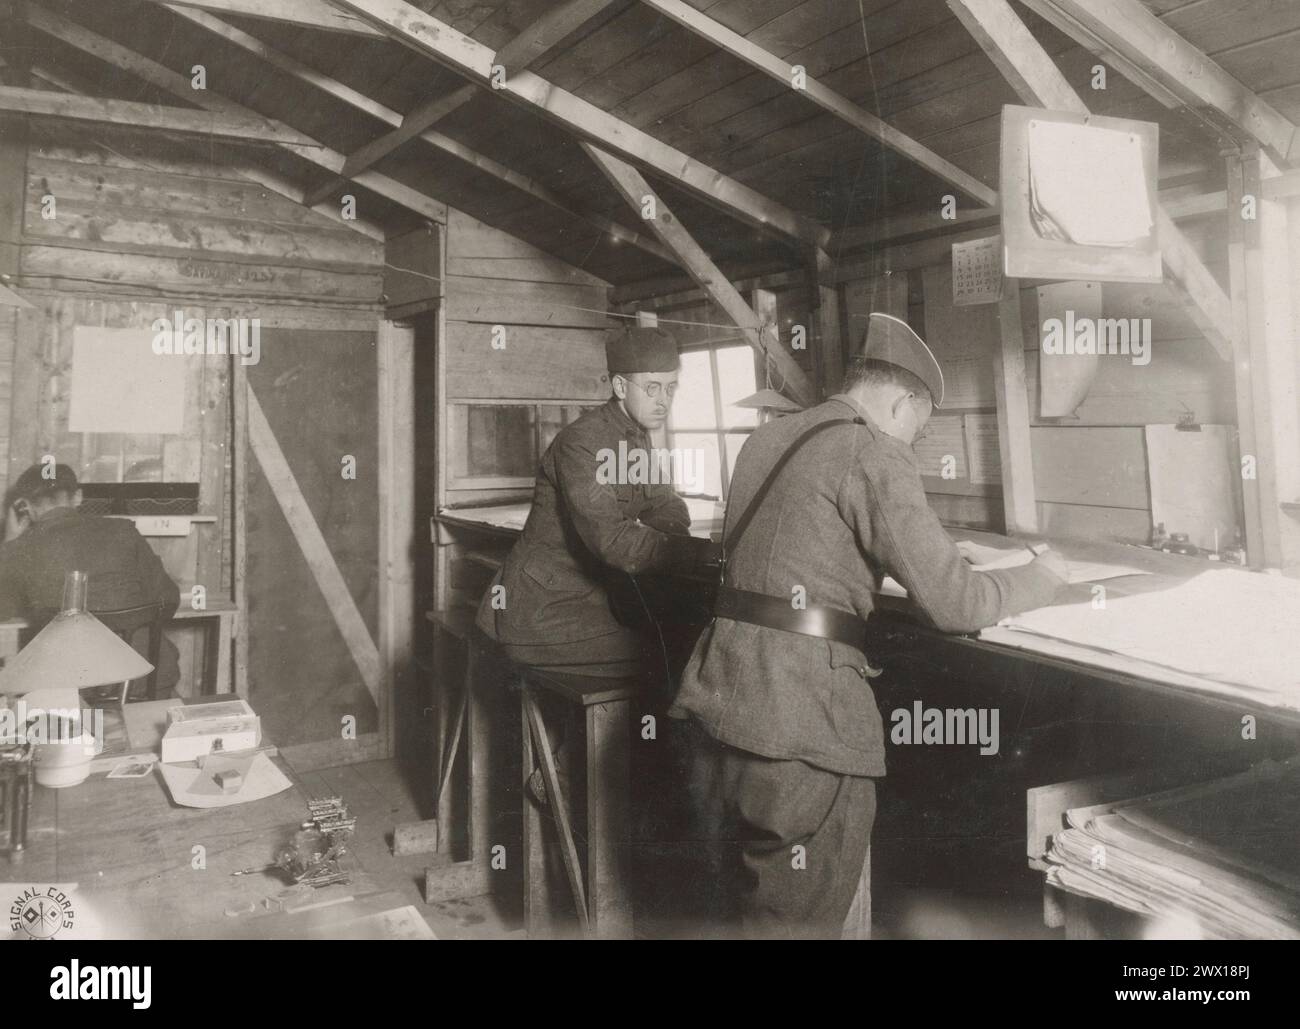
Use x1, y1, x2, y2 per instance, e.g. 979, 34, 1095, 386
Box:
671, 313, 1068, 938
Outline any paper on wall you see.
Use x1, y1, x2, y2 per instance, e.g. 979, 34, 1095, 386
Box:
68, 326, 186, 435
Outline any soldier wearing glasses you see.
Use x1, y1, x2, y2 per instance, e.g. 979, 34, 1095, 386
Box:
476, 325, 698, 678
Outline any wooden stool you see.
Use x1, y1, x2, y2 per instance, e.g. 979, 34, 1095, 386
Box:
518, 667, 642, 940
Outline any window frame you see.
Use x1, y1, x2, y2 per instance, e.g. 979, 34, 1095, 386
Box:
667, 342, 763, 500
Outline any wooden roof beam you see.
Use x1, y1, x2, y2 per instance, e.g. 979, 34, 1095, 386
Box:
23, 4, 447, 225
946, 0, 1234, 359
0, 85, 317, 145
1021, 0, 1299, 166
164, 0, 381, 37
167, 5, 675, 263
584, 143, 818, 408
327, 0, 830, 248
640, 0, 999, 210
300, 1, 620, 207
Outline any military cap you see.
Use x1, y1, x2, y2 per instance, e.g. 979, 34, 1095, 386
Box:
605, 325, 680, 375
6, 462, 78, 510
862, 312, 945, 407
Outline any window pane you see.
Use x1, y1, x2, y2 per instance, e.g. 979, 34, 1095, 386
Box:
716, 345, 759, 427
669, 350, 717, 430
672, 432, 722, 500
453, 404, 536, 479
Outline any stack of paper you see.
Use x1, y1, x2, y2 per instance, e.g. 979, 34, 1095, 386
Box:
997, 569, 1300, 704
1046, 761, 1300, 939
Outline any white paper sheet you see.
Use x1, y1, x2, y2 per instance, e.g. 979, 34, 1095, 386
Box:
68, 326, 186, 434
880, 542, 1150, 597
1028, 119, 1154, 248
963, 413, 1002, 485
997, 569, 1300, 698
158, 751, 292, 808
914, 414, 967, 479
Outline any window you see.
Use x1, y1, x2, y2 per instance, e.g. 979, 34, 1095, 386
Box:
667, 345, 759, 500
448, 400, 597, 488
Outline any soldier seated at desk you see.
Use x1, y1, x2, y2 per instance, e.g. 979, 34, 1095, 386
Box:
0, 462, 182, 694
476, 325, 699, 682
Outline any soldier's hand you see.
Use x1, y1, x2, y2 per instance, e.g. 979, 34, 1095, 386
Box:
1033, 548, 1069, 584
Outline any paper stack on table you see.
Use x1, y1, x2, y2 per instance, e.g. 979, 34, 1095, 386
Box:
996, 568, 1300, 703
1045, 761, 1300, 939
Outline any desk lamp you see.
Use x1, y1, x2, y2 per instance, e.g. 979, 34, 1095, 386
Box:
0, 571, 153, 787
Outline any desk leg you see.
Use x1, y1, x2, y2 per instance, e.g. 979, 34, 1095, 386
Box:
585, 698, 632, 940
214, 613, 233, 696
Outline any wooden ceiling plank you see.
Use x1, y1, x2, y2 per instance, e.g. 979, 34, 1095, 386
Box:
1025, 0, 1299, 165
304, 0, 620, 204
329, 0, 830, 247
641, 0, 997, 208
946, 0, 1233, 359
169, 4, 676, 260
25, 5, 447, 224
582, 142, 817, 407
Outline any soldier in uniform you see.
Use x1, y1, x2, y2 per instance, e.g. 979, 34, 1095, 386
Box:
671, 313, 1069, 938
476, 324, 698, 679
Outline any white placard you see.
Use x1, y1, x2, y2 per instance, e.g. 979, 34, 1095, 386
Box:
68, 326, 186, 435
964, 413, 1002, 485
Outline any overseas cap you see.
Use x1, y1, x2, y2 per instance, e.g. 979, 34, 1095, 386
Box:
605, 326, 680, 375
6, 462, 78, 510
862, 312, 945, 407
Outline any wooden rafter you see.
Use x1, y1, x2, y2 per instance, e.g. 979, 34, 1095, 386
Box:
164, 0, 380, 36
640, 0, 999, 209
583, 143, 818, 408
1022, 0, 1299, 166
947, 0, 1235, 359
166, 5, 675, 263
299, 0, 621, 207
23, 4, 447, 224
328, 0, 830, 247
0, 85, 317, 145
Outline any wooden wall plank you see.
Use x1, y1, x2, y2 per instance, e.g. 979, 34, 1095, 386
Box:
444, 275, 611, 328
1030, 426, 1150, 509
445, 322, 610, 400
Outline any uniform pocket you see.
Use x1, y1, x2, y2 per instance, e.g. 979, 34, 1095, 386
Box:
520, 550, 595, 595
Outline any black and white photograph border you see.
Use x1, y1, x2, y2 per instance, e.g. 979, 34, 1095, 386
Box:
0, 0, 1296, 964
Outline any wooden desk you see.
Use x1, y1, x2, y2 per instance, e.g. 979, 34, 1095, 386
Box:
6, 750, 310, 938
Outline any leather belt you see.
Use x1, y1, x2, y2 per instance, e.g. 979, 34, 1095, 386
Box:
714, 585, 872, 657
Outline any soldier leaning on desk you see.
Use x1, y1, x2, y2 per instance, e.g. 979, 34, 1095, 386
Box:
0, 462, 182, 692
475, 325, 699, 680
671, 313, 1070, 939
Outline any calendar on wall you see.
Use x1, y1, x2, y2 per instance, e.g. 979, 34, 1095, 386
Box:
951, 235, 1003, 306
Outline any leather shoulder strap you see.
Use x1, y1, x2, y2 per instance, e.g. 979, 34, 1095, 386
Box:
721, 416, 864, 566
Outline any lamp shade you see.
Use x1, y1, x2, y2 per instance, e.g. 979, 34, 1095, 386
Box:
0, 571, 154, 697
0, 610, 154, 697
733, 388, 802, 413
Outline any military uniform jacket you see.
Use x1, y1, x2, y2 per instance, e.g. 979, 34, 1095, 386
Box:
476, 397, 691, 647
671, 394, 1063, 777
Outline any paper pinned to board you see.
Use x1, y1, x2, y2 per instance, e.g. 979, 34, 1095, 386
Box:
158, 751, 292, 808
1145, 424, 1239, 553
1028, 119, 1154, 248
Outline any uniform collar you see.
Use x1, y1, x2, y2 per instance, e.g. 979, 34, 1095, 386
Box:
603, 396, 648, 440
828, 392, 871, 424
31, 506, 79, 527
